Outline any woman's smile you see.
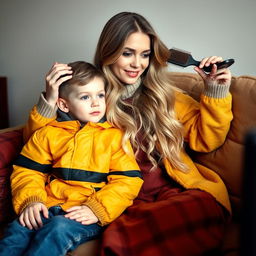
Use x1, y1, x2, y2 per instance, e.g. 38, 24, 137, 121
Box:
125, 70, 140, 78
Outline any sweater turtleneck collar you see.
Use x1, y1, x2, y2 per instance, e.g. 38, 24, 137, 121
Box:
121, 77, 142, 100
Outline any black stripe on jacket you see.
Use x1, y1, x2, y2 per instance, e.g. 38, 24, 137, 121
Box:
14, 154, 52, 173
13, 154, 142, 182
52, 168, 108, 183
110, 171, 142, 178
52, 168, 142, 182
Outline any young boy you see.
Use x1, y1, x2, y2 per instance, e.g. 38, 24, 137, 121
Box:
0, 61, 143, 255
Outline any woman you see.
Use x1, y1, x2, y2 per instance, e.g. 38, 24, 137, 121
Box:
24, 12, 232, 256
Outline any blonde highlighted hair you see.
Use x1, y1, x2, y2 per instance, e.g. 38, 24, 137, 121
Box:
94, 12, 187, 171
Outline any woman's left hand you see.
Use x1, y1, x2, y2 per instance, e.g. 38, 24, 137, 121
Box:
194, 56, 231, 87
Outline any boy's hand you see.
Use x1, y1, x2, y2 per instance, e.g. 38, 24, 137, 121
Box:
19, 202, 49, 230
65, 205, 99, 225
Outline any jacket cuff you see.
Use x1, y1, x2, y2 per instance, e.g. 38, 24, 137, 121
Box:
84, 198, 108, 226
37, 93, 58, 118
203, 82, 230, 99
18, 196, 45, 214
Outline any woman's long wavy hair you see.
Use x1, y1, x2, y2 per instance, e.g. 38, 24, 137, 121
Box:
94, 12, 187, 171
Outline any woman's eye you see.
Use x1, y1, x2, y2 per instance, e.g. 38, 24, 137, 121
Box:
142, 52, 151, 58
81, 95, 89, 100
122, 51, 132, 57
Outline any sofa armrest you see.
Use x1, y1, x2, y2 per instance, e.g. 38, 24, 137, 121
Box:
0, 126, 24, 224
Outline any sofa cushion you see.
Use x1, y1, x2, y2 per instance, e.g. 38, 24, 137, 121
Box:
0, 129, 23, 224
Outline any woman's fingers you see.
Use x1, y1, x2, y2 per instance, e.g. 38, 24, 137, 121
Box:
213, 69, 231, 85
194, 66, 207, 80
45, 62, 73, 105
199, 56, 223, 68
46, 64, 72, 84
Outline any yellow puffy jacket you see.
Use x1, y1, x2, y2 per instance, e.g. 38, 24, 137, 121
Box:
12, 120, 143, 226
23, 90, 233, 213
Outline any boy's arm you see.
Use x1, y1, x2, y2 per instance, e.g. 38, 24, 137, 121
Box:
85, 137, 143, 226
12, 128, 52, 214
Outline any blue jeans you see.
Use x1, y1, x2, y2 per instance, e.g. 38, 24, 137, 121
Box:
0, 206, 102, 256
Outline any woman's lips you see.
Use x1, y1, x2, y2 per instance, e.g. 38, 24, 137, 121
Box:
125, 70, 139, 78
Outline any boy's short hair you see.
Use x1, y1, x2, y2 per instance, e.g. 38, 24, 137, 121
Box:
59, 61, 107, 98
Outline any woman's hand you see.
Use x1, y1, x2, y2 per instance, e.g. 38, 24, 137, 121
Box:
65, 205, 99, 225
45, 62, 73, 106
19, 202, 49, 230
194, 56, 231, 87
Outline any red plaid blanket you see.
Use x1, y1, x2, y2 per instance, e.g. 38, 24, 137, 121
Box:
100, 187, 228, 256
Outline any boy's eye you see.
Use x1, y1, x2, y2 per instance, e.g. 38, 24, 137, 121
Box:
81, 95, 89, 100
98, 93, 105, 98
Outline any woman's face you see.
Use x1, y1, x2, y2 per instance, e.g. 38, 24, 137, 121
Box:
111, 32, 151, 85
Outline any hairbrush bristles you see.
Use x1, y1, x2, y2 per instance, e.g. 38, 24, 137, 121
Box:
168, 48, 195, 67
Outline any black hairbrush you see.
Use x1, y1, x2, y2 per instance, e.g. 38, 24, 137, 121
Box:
168, 48, 234, 72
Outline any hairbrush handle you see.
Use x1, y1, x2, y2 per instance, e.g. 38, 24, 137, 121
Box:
202, 59, 235, 72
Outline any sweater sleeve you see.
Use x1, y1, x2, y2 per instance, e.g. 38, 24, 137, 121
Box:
174, 83, 233, 152
85, 133, 143, 226
12, 128, 52, 214
23, 93, 57, 143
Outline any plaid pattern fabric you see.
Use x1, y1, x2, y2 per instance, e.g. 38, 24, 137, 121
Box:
0, 129, 23, 224
100, 187, 228, 256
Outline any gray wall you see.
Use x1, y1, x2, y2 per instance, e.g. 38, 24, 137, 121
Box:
1, 0, 256, 126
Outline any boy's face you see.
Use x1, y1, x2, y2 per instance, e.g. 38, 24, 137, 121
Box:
61, 77, 106, 123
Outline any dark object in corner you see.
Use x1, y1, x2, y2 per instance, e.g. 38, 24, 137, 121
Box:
0, 77, 9, 129
240, 129, 256, 256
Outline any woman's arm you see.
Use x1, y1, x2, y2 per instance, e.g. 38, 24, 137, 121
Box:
175, 56, 233, 152
23, 63, 72, 143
